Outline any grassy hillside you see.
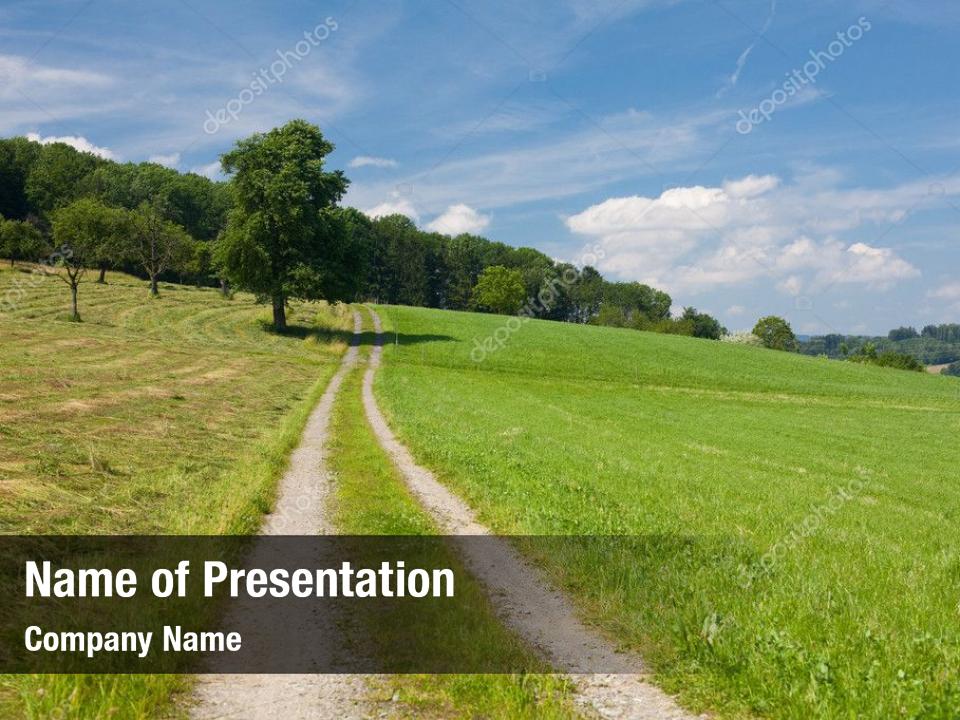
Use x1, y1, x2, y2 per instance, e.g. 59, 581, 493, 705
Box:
0, 265, 352, 534
0, 265, 351, 717
374, 305, 960, 719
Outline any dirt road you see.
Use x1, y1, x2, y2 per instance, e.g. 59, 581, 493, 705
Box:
191, 311, 372, 720
360, 307, 704, 720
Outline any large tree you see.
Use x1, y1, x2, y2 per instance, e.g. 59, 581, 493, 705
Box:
753, 315, 799, 351
215, 120, 351, 330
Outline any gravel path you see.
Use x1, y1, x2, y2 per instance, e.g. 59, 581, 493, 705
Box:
191, 311, 373, 720
360, 307, 705, 720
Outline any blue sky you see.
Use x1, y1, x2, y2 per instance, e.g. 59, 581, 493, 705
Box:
2, 0, 959, 334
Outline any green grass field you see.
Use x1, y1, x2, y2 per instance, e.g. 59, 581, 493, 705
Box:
373, 305, 960, 719
4, 263, 959, 719
327, 323, 576, 718
0, 265, 352, 717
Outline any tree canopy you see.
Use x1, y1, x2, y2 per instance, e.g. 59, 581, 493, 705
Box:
215, 119, 352, 330
753, 316, 799, 351
50, 198, 127, 320
471, 265, 526, 315
125, 202, 195, 296
0, 218, 45, 266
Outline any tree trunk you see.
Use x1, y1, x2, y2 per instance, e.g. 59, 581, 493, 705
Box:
9, 257, 14, 267
272, 294, 287, 331
97, 265, 107, 283
70, 283, 80, 322
150, 275, 159, 296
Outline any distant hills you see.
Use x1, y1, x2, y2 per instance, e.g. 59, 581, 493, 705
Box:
799, 324, 960, 367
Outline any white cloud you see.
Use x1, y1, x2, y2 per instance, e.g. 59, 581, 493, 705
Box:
566, 173, 922, 298
148, 152, 181, 168
726, 304, 746, 316
365, 199, 419, 221
929, 283, 960, 300
426, 204, 490, 235
25, 132, 116, 160
777, 275, 803, 296
190, 161, 223, 179
829, 242, 920, 286
349, 155, 398, 168
723, 174, 780, 198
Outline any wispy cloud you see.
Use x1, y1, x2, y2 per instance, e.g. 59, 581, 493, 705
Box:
190, 160, 223, 179
148, 152, 181, 168
0, 54, 112, 98
717, 0, 776, 96
928, 282, 960, 301
349, 155, 397, 168
347, 107, 721, 215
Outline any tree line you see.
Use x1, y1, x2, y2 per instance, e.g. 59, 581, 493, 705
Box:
800, 324, 960, 365
0, 120, 727, 335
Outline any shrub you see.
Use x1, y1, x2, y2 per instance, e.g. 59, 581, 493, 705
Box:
849, 348, 924, 372
721, 331, 764, 347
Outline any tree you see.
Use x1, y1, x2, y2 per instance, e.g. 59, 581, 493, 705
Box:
753, 315, 799, 351
888, 326, 919, 341
0, 218, 46, 266
471, 265, 526, 315
681, 307, 726, 340
0, 138, 38, 220
601, 282, 672, 325
567, 266, 604, 323
369, 214, 429, 306
49, 198, 124, 321
82, 161, 230, 241
125, 203, 195, 296
215, 120, 350, 330
849, 345, 924, 372
26, 141, 103, 218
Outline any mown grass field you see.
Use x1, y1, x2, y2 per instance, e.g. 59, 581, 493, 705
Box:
0, 265, 352, 717
373, 305, 960, 720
